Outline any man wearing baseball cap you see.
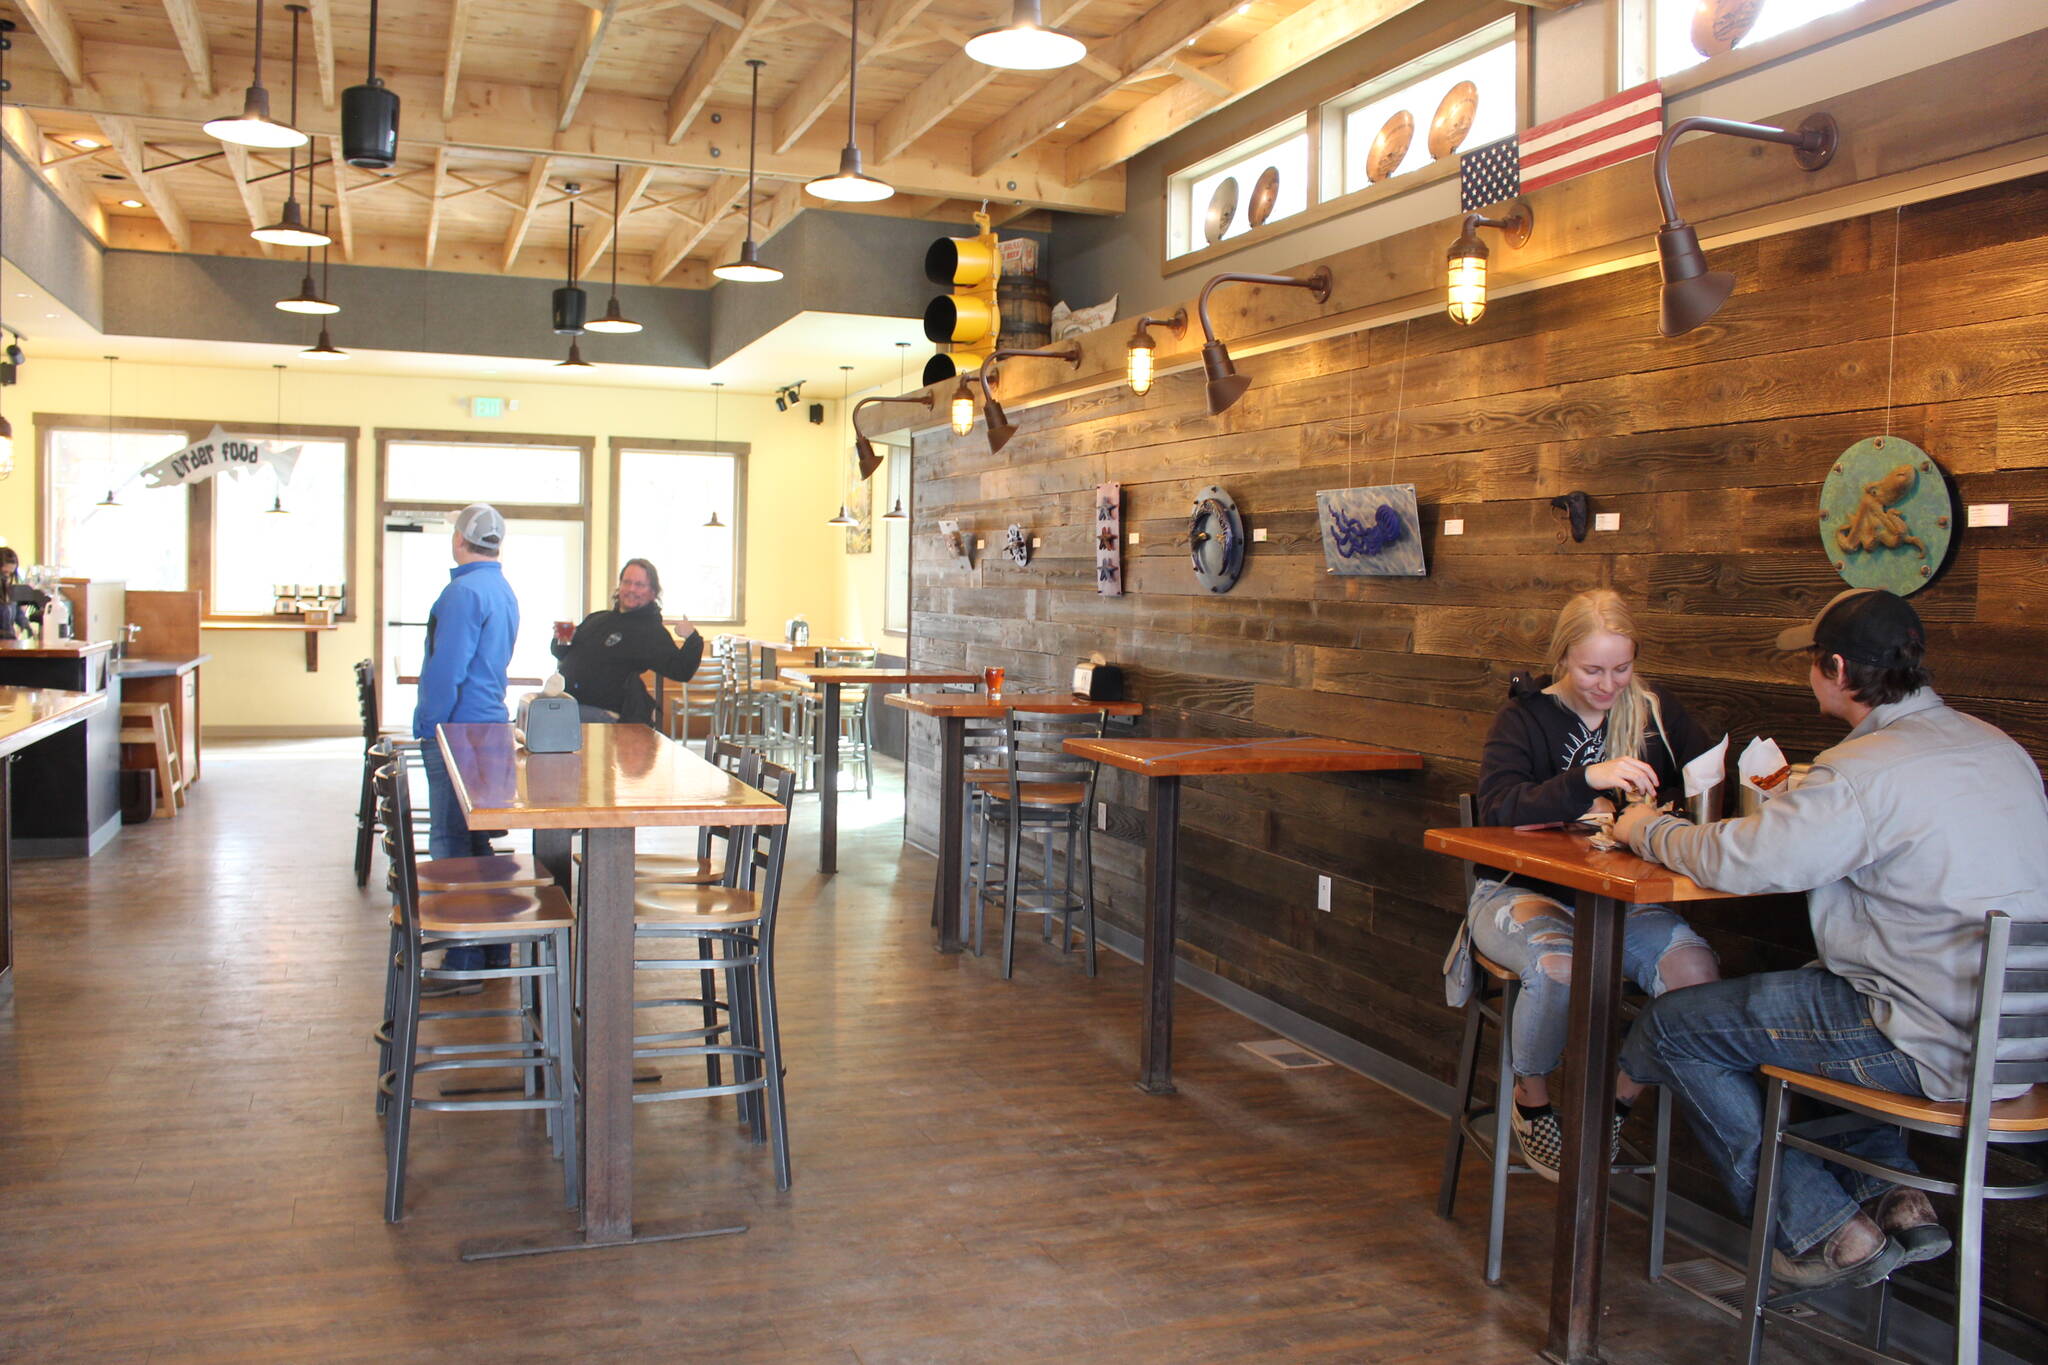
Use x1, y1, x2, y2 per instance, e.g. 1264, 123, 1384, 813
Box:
1612, 588, 2048, 1293
411, 504, 520, 984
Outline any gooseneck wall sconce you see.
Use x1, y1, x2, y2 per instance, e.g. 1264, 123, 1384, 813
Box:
1652, 112, 1838, 336
1197, 267, 1333, 416
1445, 203, 1531, 326
948, 374, 981, 436
978, 343, 1084, 453
1125, 307, 1187, 396
852, 393, 935, 480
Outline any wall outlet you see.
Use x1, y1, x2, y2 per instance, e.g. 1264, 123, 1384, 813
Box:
1032, 536, 1042, 547
1128, 531, 1141, 545
1251, 526, 1268, 542
1594, 512, 1622, 532
1443, 518, 1465, 536
1967, 503, 2010, 528
1097, 801, 1108, 831
1316, 875, 1332, 912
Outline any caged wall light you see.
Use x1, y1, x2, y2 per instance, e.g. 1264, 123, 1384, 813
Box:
1444, 202, 1531, 326
1125, 307, 1187, 396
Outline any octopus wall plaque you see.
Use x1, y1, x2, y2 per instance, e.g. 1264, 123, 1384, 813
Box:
1316, 484, 1427, 577
1817, 436, 1954, 596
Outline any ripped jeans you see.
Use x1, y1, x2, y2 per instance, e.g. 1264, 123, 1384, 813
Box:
1467, 878, 1716, 1080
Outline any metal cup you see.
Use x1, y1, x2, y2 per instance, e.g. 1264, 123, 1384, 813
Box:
1687, 783, 1725, 825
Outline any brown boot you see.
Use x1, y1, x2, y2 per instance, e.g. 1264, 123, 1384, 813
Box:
1864, 1186, 1951, 1264
1769, 1212, 1904, 1291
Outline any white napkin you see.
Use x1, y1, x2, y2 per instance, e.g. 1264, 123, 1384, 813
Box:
1682, 733, 1729, 798
1739, 736, 1791, 797
542, 673, 568, 697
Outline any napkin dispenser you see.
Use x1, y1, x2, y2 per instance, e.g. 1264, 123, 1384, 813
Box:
1071, 658, 1124, 702
518, 676, 583, 753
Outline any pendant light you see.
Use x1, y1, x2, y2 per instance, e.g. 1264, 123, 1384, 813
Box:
558, 339, 593, 367
704, 382, 727, 528
277, 206, 339, 313
96, 355, 120, 507
204, 0, 309, 150
882, 498, 906, 520
553, 200, 588, 334
714, 61, 785, 282
806, 0, 894, 203
302, 327, 346, 358
881, 342, 909, 520
340, 0, 399, 169
0, 28, 14, 482
585, 165, 643, 332
826, 365, 858, 524
250, 5, 330, 247
965, 0, 1086, 71
266, 364, 291, 513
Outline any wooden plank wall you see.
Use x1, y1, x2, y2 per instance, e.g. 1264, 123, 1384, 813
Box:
906, 173, 2048, 1328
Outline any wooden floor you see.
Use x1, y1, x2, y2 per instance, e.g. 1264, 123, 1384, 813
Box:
0, 738, 1838, 1363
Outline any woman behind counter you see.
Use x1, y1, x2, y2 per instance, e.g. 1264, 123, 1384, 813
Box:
552, 558, 704, 725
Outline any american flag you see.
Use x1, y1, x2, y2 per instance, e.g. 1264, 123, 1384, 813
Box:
1459, 136, 1519, 212
1519, 80, 1665, 195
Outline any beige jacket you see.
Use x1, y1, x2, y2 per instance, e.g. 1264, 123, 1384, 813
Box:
1628, 690, 2048, 1101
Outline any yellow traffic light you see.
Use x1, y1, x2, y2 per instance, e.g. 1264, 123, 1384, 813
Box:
922, 210, 1001, 384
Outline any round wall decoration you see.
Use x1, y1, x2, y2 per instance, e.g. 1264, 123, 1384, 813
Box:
1189, 485, 1247, 593
1428, 81, 1479, 160
1692, 0, 1765, 58
1367, 110, 1414, 183
1204, 177, 1240, 245
1817, 436, 1954, 596
1247, 166, 1281, 227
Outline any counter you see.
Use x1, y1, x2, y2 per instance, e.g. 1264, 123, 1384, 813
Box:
0, 640, 121, 857
116, 653, 210, 786
0, 687, 109, 996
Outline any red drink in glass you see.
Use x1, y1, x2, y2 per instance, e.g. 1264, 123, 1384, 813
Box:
983, 666, 1005, 698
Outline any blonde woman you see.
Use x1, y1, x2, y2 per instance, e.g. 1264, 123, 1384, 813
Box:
1468, 589, 1721, 1180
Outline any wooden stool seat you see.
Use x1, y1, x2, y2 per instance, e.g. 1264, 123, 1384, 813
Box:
988, 781, 1089, 807
415, 885, 575, 934
1760, 1067, 2048, 1133
414, 853, 550, 892
1473, 948, 1516, 983
574, 849, 726, 884
633, 883, 765, 929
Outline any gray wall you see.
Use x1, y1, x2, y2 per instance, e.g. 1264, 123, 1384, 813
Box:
2, 141, 105, 332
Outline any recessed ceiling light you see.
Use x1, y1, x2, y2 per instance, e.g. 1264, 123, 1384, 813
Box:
1237, 2, 1250, 12
12, 293, 28, 300
1185, 36, 1197, 46
44, 313, 58, 319
72, 136, 103, 149
1055, 120, 1067, 129
119, 198, 143, 208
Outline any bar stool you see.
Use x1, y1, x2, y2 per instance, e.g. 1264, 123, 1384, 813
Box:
796, 646, 877, 796
372, 760, 579, 1223
628, 758, 798, 1190
1740, 911, 2048, 1365
977, 709, 1106, 980
354, 663, 428, 887
957, 715, 1011, 956
118, 701, 182, 819
1436, 794, 1674, 1286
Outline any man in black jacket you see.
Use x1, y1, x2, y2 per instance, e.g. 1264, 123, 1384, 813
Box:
551, 558, 704, 725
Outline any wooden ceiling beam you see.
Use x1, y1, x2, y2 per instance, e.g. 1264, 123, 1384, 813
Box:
424, 147, 450, 266
10, 41, 1124, 214
16, 0, 84, 88
670, 0, 748, 26
1067, 0, 1427, 182
307, 0, 338, 108
558, 0, 626, 132
769, 0, 939, 154
159, 0, 215, 98
652, 172, 746, 279
870, 0, 1092, 163
578, 163, 657, 276
325, 136, 355, 258
665, 0, 781, 144
218, 143, 277, 256
501, 156, 556, 270
96, 116, 190, 250
441, 0, 475, 122
969, 0, 1241, 175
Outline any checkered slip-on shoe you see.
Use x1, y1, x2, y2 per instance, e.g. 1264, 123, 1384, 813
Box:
1510, 1108, 1626, 1183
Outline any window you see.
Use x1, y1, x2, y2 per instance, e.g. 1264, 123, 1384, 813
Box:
1324, 19, 1517, 197
385, 439, 584, 506
211, 439, 349, 614
884, 444, 911, 636
1621, 0, 1868, 85
610, 440, 746, 624
1167, 116, 1310, 260
44, 425, 190, 589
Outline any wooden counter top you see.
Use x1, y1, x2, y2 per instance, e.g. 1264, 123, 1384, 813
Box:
1423, 825, 1738, 904
114, 654, 212, 679
887, 691, 1144, 719
0, 639, 115, 659
0, 687, 109, 759
781, 666, 980, 688
1065, 736, 1423, 777
439, 721, 787, 831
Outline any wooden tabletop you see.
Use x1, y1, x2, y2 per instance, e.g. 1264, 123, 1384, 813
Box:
1064, 736, 1423, 777
0, 687, 109, 759
439, 722, 788, 831
888, 691, 1145, 719
727, 635, 872, 653
1423, 825, 1738, 903
782, 666, 981, 687
114, 654, 212, 678
0, 639, 115, 658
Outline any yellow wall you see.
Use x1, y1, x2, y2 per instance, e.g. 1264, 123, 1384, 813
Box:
0, 353, 876, 732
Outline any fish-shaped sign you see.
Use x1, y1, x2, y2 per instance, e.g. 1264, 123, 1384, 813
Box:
140, 424, 302, 489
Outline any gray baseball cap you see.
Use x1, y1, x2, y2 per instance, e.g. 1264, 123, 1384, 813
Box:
455, 502, 505, 550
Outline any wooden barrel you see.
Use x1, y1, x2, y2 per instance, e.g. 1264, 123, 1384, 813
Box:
996, 275, 1052, 351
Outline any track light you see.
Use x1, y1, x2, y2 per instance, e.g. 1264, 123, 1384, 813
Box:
204, 0, 309, 149
340, 0, 399, 168
1444, 203, 1531, 326
1125, 307, 1186, 396
851, 392, 935, 480
1196, 267, 1333, 415
807, 0, 895, 202
965, 0, 1086, 70
1652, 113, 1837, 336
714, 61, 786, 283
978, 342, 1083, 453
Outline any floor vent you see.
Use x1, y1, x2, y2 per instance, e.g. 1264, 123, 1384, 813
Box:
1662, 1258, 1817, 1322
1239, 1039, 1332, 1070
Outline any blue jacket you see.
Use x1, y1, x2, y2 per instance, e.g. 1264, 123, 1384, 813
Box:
412, 560, 520, 739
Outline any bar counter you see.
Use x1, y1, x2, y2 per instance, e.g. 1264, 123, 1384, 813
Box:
0, 686, 110, 997
0, 641, 121, 857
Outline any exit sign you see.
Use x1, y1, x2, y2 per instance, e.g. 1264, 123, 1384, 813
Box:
468, 396, 507, 419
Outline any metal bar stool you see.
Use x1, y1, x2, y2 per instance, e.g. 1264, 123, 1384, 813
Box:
354, 662, 428, 887
979, 708, 1106, 980
1741, 911, 2048, 1365
372, 759, 579, 1223
1436, 795, 1674, 1286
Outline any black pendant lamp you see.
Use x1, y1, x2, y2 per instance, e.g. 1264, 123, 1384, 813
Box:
300, 208, 347, 356
585, 166, 643, 333
277, 206, 339, 313
251, 5, 330, 247
558, 339, 593, 367
806, 0, 894, 202
704, 382, 727, 528
714, 61, 784, 282
204, 0, 309, 149
553, 201, 588, 334
341, 0, 399, 168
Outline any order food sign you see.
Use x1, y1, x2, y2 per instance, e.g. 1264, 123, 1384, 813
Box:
140, 424, 302, 489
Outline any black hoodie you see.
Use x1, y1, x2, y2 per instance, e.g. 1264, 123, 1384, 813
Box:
1476, 673, 1713, 836
549, 602, 704, 726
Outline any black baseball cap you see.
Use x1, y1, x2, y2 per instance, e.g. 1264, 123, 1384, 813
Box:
1775, 588, 1925, 667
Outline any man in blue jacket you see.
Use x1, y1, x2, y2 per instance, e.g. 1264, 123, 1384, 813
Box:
414, 503, 519, 861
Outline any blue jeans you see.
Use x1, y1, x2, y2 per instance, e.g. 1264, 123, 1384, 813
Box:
1467, 879, 1713, 1078
1620, 967, 1924, 1254
419, 739, 491, 861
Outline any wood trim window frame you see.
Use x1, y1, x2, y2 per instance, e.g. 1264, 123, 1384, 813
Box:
604, 435, 750, 628
1617, 0, 1951, 101
34, 411, 361, 622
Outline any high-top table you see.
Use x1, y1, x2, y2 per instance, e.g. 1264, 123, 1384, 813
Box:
1067, 737, 1423, 1094
888, 691, 1145, 953
0, 687, 110, 998
439, 721, 786, 1259
782, 667, 980, 873
1423, 824, 1737, 1365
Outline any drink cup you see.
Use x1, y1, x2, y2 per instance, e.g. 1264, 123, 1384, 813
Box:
983, 666, 1005, 698
553, 620, 575, 646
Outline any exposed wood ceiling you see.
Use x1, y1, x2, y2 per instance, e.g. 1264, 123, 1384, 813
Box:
0, 0, 1492, 286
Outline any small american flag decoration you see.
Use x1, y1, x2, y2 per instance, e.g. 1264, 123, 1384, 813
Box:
1519, 80, 1665, 195
1459, 136, 1519, 212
